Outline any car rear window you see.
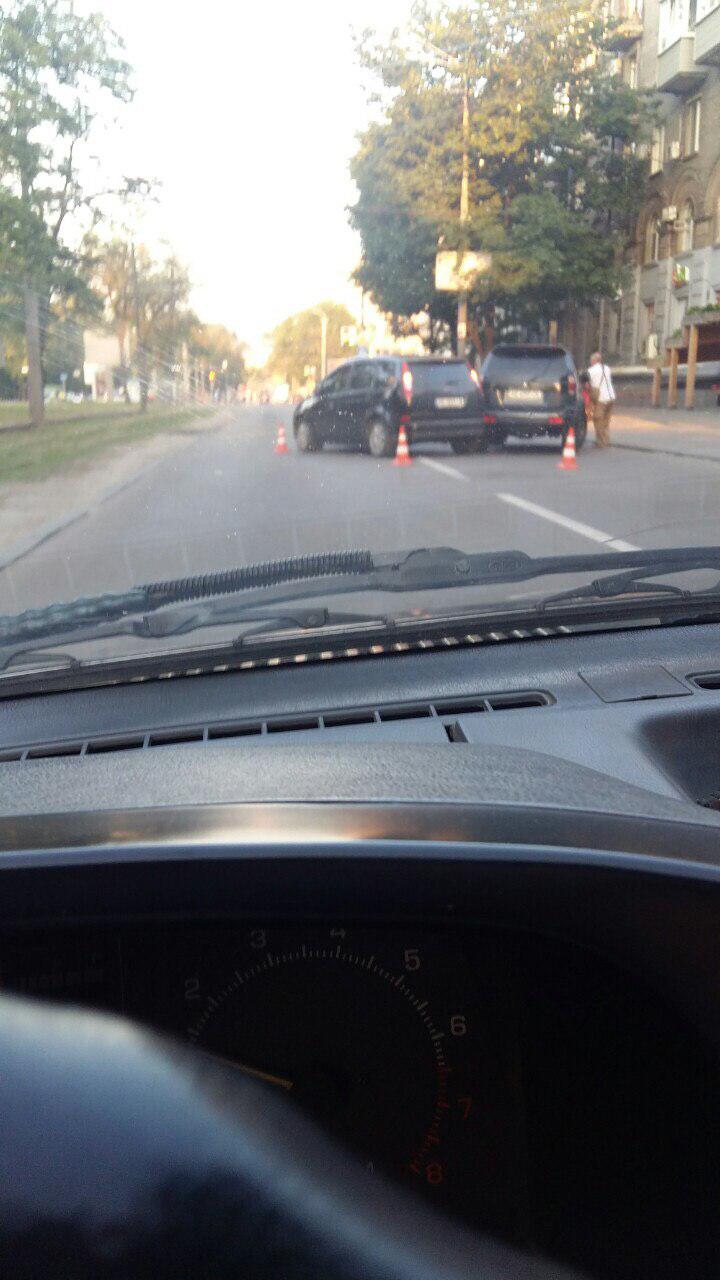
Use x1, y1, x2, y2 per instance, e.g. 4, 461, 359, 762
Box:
483, 347, 573, 382
408, 362, 475, 392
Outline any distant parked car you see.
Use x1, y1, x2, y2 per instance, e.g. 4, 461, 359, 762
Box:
292, 356, 488, 457
479, 344, 586, 450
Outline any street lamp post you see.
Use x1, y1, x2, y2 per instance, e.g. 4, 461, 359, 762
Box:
457, 78, 470, 358
311, 309, 328, 380
417, 37, 473, 359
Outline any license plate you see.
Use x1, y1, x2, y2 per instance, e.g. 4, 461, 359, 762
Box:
504, 388, 543, 404
435, 396, 466, 409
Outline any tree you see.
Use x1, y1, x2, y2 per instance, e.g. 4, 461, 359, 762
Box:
90, 239, 193, 409
265, 302, 356, 388
190, 323, 247, 394
351, 0, 652, 349
0, 0, 136, 424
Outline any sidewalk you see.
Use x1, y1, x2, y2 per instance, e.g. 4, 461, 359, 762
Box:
610, 404, 720, 461
0, 409, 226, 570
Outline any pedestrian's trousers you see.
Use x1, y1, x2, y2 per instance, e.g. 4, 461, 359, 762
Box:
594, 402, 612, 447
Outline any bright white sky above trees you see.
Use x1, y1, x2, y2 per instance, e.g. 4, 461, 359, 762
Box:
79, 0, 410, 363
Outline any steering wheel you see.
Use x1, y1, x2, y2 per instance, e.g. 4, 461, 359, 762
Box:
0, 995, 579, 1279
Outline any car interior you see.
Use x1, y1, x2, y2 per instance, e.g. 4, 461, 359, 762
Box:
2, 612, 720, 1280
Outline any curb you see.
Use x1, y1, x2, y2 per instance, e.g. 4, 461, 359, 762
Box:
612, 439, 720, 464
0, 412, 227, 574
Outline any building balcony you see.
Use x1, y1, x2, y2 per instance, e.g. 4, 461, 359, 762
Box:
695, 0, 720, 64
605, 0, 644, 49
656, 34, 707, 91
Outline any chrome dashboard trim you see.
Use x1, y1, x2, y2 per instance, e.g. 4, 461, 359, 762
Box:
0, 801, 719, 879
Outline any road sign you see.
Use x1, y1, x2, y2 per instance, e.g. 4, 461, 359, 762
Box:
435, 251, 492, 292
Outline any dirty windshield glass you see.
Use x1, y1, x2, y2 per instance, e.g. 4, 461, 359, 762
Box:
0, 0, 719, 679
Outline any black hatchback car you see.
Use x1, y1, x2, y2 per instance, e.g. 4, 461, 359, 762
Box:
293, 356, 488, 457
479, 344, 586, 449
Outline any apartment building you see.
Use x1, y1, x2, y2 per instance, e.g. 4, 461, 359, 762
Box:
606, 0, 720, 366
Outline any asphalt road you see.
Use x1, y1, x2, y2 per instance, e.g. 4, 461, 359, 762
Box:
2, 403, 720, 614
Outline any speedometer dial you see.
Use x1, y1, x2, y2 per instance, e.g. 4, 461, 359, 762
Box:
180, 923, 523, 1232
189, 936, 451, 1180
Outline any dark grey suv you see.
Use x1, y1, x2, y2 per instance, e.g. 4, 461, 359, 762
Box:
292, 356, 488, 457
479, 344, 587, 449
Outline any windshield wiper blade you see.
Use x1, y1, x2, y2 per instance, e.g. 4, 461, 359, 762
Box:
540, 560, 713, 609
4, 544, 720, 665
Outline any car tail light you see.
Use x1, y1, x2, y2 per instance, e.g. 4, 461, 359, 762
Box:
484, 413, 497, 425
567, 375, 577, 395
401, 362, 413, 406
548, 415, 564, 425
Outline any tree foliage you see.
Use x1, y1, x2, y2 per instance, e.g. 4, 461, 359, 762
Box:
0, 0, 140, 420
190, 322, 247, 388
265, 302, 356, 387
351, 0, 652, 344
87, 236, 247, 400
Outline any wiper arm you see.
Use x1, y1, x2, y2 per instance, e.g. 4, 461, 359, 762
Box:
0, 603, 392, 674
4, 544, 720, 667
541, 562, 707, 609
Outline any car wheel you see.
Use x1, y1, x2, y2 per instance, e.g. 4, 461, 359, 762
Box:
295, 421, 321, 453
492, 430, 508, 449
367, 420, 395, 458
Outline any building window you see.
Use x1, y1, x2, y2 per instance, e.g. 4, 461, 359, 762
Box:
644, 215, 661, 263
626, 55, 638, 88
682, 98, 701, 157
650, 126, 665, 174
665, 112, 681, 162
676, 199, 695, 253
639, 301, 656, 355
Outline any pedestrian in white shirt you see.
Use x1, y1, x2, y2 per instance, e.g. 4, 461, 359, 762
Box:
587, 352, 616, 449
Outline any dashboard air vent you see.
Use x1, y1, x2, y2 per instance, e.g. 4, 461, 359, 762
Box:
3, 689, 552, 762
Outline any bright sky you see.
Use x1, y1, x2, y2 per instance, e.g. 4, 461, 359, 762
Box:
83, 0, 411, 363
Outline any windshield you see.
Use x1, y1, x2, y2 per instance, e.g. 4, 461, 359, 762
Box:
409, 363, 476, 392
0, 0, 718, 682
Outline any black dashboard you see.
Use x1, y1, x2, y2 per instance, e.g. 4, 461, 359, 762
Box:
3, 621, 720, 1279
3, 835, 720, 1280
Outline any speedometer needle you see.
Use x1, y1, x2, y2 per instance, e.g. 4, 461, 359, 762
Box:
201, 1049, 294, 1091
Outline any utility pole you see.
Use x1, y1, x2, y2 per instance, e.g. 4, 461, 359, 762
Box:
416, 38, 473, 360
23, 281, 44, 427
457, 78, 470, 359
312, 309, 328, 379
182, 341, 190, 401
130, 242, 149, 413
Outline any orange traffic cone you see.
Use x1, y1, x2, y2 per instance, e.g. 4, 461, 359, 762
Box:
393, 423, 412, 466
558, 426, 577, 471
274, 421, 289, 455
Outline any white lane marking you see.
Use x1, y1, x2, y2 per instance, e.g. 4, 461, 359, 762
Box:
497, 493, 639, 552
419, 458, 470, 482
